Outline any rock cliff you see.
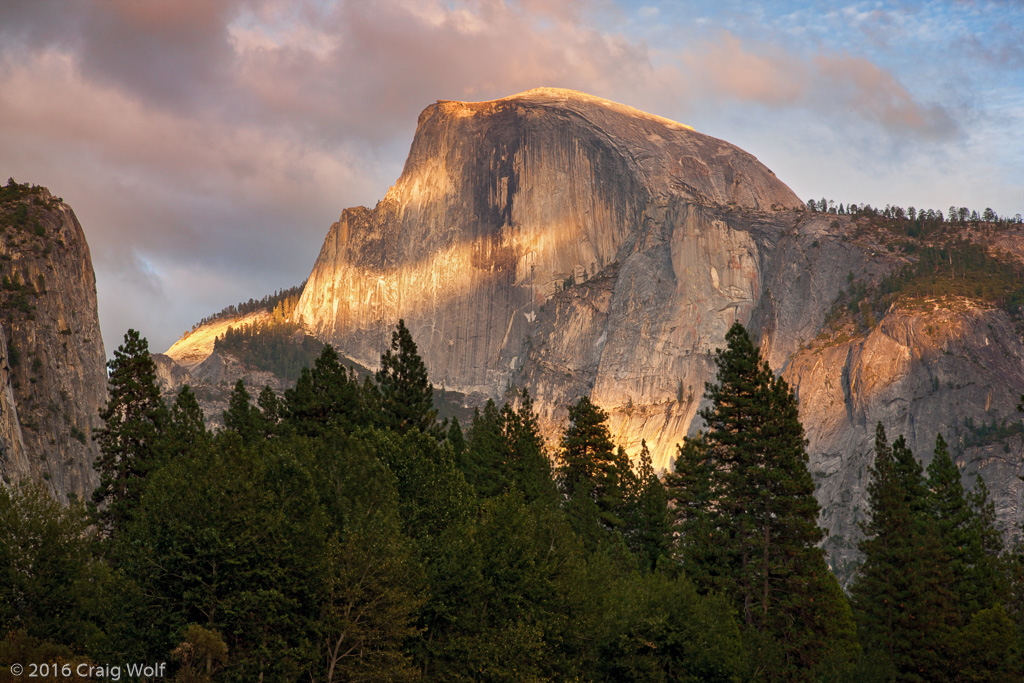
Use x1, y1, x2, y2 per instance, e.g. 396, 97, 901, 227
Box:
786, 299, 1024, 576
0, 182, 107, 503
292, 89, 1024, 571
294, 87, 802, 427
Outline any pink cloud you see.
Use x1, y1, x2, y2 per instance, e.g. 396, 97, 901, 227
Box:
0, 0, 972, 353
677, 30, 957, 140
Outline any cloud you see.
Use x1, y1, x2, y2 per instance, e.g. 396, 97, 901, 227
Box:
0, 42, 377, 352
812, 53, 957, 139
677, 31, 958, 141
0, 0, 1013, 354
227, 0, 658, 144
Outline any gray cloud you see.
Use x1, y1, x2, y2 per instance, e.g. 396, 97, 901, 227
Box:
0, 0, 1017, 354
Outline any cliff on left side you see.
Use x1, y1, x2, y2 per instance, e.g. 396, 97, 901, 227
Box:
0, 179, 107, 503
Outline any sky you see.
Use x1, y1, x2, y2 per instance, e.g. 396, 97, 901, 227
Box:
1, 0, 1021, 356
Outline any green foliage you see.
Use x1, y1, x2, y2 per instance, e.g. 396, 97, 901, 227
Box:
461, 390, 558, 505
164, 385, 211, 459
213, 318, 322, 381
114, 437, 330, 681
20, 316, 1022, 678
282, 345, 375, 437
414, 491, 582, 680
70, 426, 87, 445
599, 569, 747, 682
305, 432, 424, 682
370, 428, 474, 540
376, 319, 437, 436
91, 329, 168, 538
878, 241, 1024, 310
171, 624, 229, 683
445, 415, 466, 458
669, 322, 858, 679
221, 380, 262, 442
191, 284, 305, 331
621, 441, 672, 571
0, 485, 104, 650
851, 426, 970, 680
959, 415, 1024, 451
557, 396, 630, 533
825, 237, 1024, 339
953, 604, 1024, 682
0, 177, 48, 204
0, 630, 94, 682
925, 433, 1002, 622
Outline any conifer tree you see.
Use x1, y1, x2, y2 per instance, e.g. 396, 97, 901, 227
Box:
283, 345, 369, 437
223, 379, 261, 441
462, 399, 511, 498
851, 425, 957, 680
622, 440, 671, 570
557, 396, 629, 530
926, 433, 975, 624
462, 390, 557, 504
964, 476, 1007, 613
376, 319, 437, 435
165, 385, 210, 458
502, 389, 558, 505
666, 436, 718, 587
446, 416, 466, 459
670, 322, 856, 678
257, 385, 281, 438
92, 329, 168, 538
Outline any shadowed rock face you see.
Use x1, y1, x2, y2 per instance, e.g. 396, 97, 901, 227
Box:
0, 188, 107, 503
784, 303, 1024, 578
293, 88, 1024, 573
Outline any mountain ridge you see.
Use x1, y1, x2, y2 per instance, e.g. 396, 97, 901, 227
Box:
161, 91, 1024, 576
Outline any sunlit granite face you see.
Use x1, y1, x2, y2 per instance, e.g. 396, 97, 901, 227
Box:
283, 89, 1024, 577
293, 87, 802, 439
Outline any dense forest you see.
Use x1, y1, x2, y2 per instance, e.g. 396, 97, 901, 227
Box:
187, 284, 307, 333
806, 198, 1024, 343
211, 290, 323, 381
3, 320, 1023, 681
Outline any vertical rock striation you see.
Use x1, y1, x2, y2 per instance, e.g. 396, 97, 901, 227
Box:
293, 89, 1024, 570
0, 184, 107, 503
295, 87, 803, 461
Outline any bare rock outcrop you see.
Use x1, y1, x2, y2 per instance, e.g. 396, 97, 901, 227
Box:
0, 184, 107, 503
165, 310, 271, 370
785, 301, 1024, 576
294, 87, 802, 463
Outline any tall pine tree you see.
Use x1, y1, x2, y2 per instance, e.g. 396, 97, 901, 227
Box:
621, 440, 672, 571
164, 385, 210, 459
92, 329, 168, 538
557, 396, 630, 532
851, 426, 957, 680
283, 345, 370, 437
223, 379, 261, 441
669, 322, 856, 679
376, 320, 437, 435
